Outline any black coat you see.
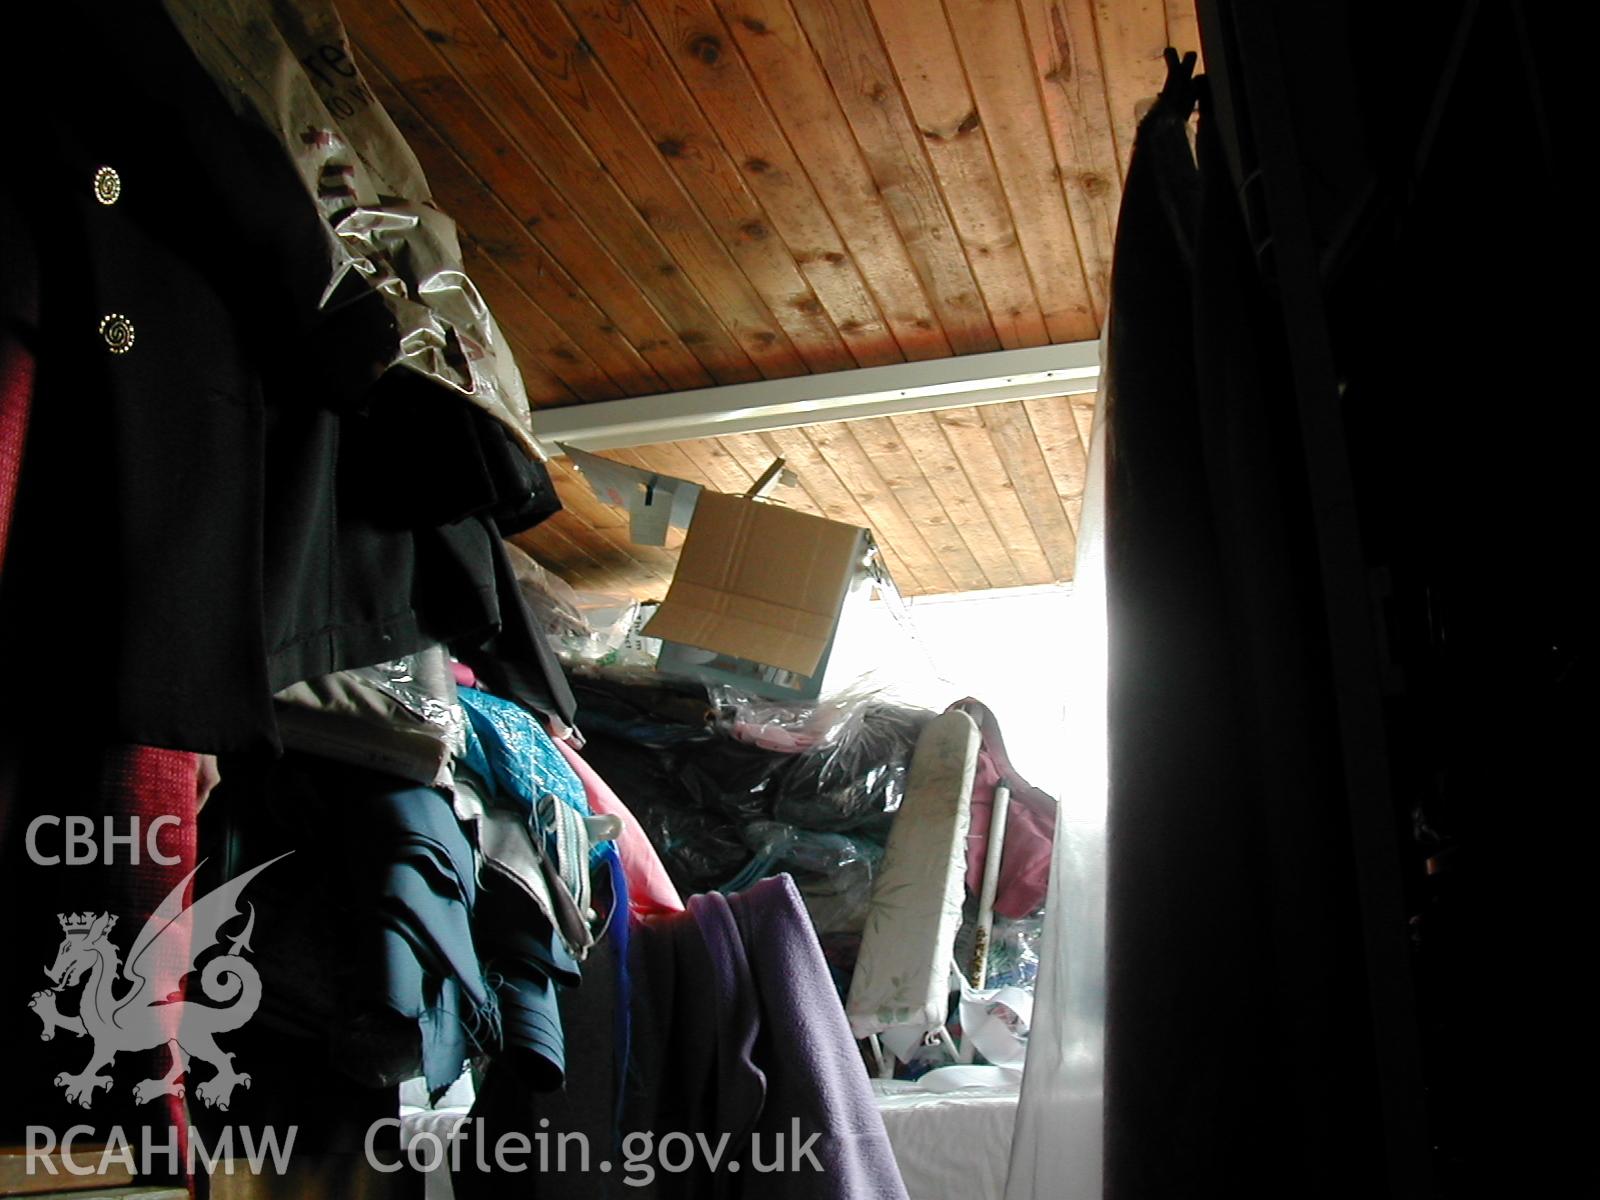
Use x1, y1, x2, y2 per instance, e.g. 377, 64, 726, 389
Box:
0, 1, 572, 753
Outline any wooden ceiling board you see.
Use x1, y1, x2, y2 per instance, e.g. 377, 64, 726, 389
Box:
1022, 393, 1091, 532
847, 415, 990, 593
1016, 0, 1124, 325
552, 0, 893, 372
1090, 0, 1171, 171
979, 400, 1079, 578
512, 518, 601, 584
652, 0, 952, 364
537, 394, 1092, 599
343, 0, 1185, 372
535, 506, 629, 578
377, 0, 773, 381
1070, 392, 1098, 450
350, 22, 724, 392
772, 0, 1003, 356
930, 405, 1055, 586
474, 0, 853, 375
924, 0, 1100, 344
1164, 0, 1204, 77
369, 61, 660, 398
702, 433, 790, 497
460, 240, 622, 404
888, 411, 1027, 591
800, 418, 958, 594
337, 0, 1181, 595
663, 438, 759, 497
862, 0, 1050, 351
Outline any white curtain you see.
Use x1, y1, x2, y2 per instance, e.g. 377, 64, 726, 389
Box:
1002, 384, 1108, 1200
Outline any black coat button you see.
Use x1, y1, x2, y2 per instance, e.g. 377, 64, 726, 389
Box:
99, 313, 135, 354
93, 166, 121, 205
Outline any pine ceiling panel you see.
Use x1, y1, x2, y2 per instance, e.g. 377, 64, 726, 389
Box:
340, 0, 1187, 389
336, 0, 1167, 592
538, 394, 1095, 600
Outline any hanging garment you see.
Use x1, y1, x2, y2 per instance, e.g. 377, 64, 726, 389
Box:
332, 770, 494, 1100
455, 874, 908, 1200
458, 688, 591, 824
1100, 50, 1391, 1199
275, 646, 468, 788
0, 2, 573, 755
452, 776, 570, 952
1, 180, 201, 1183
204, 747, 606, 1104
261, 377, 573, 723
456, 684, 621, 964
456, 534, 579, 732
204, 756, 494, 1101
452, 932, 622, 1200
160, 0, 540, 458
554, 737, 685, 919
471, 853, 581, 1092
0, 15, 329, 749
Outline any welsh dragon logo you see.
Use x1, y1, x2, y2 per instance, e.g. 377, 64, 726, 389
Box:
27, 855, 287, 1111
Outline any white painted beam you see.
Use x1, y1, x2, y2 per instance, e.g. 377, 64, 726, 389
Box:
531, 341, 1099, 452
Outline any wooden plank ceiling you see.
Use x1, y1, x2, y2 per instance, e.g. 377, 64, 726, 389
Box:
340, 0, 1200, 596
521, 394, 1099, 599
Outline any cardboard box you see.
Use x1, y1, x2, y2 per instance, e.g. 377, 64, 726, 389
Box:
652, 625, 843, 700
641, 492, 877, 699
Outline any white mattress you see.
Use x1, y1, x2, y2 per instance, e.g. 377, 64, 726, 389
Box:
399, 1081, 1019, 1200
871, 1080, 1019, 1200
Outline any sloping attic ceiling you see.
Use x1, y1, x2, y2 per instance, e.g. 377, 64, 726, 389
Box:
339, 0, 1199, 596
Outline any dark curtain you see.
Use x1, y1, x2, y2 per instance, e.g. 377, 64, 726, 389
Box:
1101, 55, 1387, 1198
1104, 0, 1576, 1190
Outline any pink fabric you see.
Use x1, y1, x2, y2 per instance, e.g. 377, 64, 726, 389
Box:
0, 330, 33, 847
451, 660, 479, 689
554, 737, 683, 917
0, 330, 34, 568
731, 719, 821, 754
953, 699, 1056, 920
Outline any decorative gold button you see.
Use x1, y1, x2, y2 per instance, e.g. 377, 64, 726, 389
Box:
99, 313, 135, 354
93, 166, 121, 205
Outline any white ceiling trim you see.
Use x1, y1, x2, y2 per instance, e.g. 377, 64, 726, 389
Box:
531, 341, 1100, 453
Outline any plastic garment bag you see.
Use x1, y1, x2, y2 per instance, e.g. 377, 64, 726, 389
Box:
1003, 374, 1108, 1200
